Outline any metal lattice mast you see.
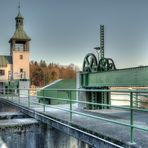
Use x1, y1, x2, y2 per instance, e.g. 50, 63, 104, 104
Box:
100, 25, 104, 59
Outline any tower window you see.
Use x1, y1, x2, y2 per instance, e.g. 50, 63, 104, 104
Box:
20, 55, 23, 59
16, 43, 24, 50
20, 68, 23, 73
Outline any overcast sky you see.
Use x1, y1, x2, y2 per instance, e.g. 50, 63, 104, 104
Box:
1, 0, 148, 69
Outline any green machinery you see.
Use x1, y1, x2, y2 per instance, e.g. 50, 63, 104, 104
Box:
83, 25, 116, 73
81, 25, 148, 109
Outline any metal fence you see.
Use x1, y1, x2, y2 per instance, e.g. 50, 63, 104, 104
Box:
0, 88, 148, 146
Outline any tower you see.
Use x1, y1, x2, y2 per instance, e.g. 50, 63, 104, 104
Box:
9, 6, 31, 80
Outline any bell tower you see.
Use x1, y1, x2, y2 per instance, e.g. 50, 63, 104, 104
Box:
9, 5, 31, 80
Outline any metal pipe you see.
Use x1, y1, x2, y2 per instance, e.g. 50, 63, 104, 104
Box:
130, 92, 135, 144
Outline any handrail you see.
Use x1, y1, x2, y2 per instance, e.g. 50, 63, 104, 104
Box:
0, 87, 148, 146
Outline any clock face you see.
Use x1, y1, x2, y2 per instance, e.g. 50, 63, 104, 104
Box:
16, 43, 24, 50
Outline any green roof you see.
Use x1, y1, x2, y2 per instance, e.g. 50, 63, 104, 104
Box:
10, 26, 30, 41
0, 56, 12, 67
37, 79, 76, 105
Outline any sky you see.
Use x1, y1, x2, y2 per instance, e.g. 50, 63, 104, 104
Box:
1, 0, 148, 70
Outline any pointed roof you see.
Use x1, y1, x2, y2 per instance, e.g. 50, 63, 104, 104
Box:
16, 2, 23, 19
9, 4, 31, 42
10, 26, 31, 41
16, 10, 23, 19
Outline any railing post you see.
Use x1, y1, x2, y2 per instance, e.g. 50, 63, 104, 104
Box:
28, 89, 30, 107
129, 92, 135, 144
11, 88, 13, 101
3, 88, 5, 98
6, 88, 8, 100
18, 88, 20, 104
43, 89, 45, 104
135, 91, 138, 108
43, 104, 46, 112
69, 90, 72, 122
43, 90, 46, 112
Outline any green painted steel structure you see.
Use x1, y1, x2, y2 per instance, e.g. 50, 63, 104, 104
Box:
81, 25, 116, 109
81, 25, 148, 111
81, 66, 148, 87
83, 25, 116, 73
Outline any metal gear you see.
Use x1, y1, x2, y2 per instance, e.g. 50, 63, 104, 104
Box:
99, 58, 109, 71
107, 58, 116, 70
83, 53, 98, 72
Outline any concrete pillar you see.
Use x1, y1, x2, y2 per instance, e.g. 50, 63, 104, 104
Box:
76, 71, 88, 110
19, 80, 30, 97
76, 72, 81, 108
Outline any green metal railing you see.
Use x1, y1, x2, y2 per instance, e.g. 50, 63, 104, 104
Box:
0, 88, 148, 145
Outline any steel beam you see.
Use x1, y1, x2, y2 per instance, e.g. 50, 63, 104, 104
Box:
80, 66, 148, 87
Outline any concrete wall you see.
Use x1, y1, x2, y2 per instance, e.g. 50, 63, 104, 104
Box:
19, 80, 30, 97
0, 124, 45, 148
0, 120, 91, 148
0, 100, 121, 148
0, 101, 91, 148
45, 125, 90, 148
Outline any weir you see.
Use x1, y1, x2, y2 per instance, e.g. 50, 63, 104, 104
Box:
0, 101, 91, 148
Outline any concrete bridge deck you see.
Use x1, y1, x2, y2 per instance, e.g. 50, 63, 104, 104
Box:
0, 96, 148, 148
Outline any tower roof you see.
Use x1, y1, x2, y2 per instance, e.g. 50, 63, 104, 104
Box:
10, 26, 31, 41
9, 5, 31, 42
16, 10, 23, 19
16, 2, 23, 19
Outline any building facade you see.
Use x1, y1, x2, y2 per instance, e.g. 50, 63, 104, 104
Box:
0, 8, 30, 89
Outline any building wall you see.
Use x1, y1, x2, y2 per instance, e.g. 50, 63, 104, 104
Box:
12, 51, 29, 80
0, 64, 11, 82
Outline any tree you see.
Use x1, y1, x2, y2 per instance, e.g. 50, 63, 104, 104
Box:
40, 60, 47, 67
30, 60, 79, 87
31, 67, 44, 86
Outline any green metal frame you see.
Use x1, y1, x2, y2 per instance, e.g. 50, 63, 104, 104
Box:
80, 66, 148, 87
